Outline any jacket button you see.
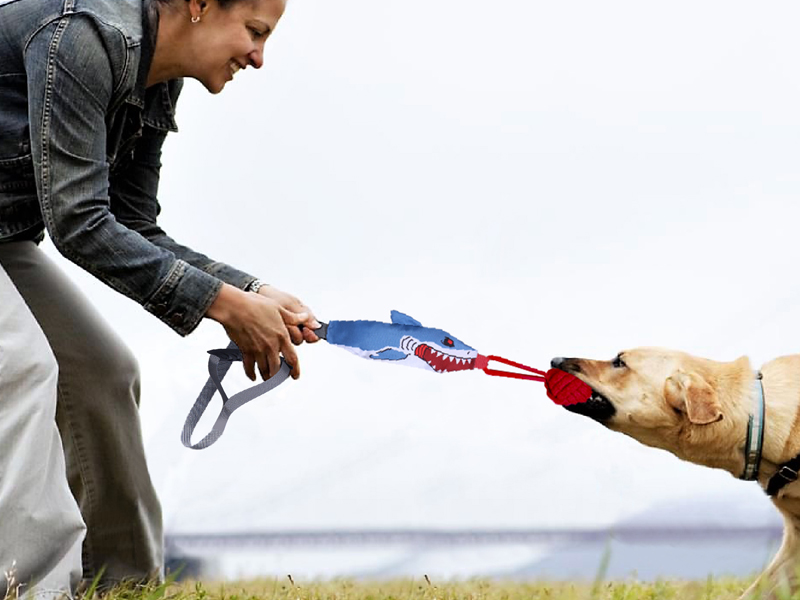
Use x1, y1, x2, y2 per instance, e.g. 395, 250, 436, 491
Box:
170, 313, 184, 326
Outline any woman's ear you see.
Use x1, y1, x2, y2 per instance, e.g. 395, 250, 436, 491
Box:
188, 0, 208, 21
664, 371, 723, 425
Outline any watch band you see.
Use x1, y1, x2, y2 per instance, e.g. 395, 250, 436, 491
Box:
247, 279, 265, 294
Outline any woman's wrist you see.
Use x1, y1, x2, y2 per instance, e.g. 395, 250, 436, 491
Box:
206, 283, 240, 323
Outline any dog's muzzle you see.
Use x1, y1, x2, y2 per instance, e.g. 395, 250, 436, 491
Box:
550, 357, 617, 422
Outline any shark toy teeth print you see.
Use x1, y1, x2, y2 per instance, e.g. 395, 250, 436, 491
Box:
182, 310, 592, 449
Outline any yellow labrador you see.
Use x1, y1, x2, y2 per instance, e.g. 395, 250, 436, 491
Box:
551, 348, 800, 598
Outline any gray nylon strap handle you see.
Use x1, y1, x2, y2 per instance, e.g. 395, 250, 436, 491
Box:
181, 340, 293, 449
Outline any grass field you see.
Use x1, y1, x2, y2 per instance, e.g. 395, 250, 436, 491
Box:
8, 560, 796, 600
171, 577, 753, 600
69, 576, 771, 600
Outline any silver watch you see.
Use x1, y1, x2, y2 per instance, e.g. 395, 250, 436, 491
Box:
247, 279, 266, 294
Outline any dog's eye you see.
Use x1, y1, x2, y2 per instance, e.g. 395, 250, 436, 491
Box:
612, 354, 627, 369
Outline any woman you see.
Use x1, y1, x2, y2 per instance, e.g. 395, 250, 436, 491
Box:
0, 0, 317, 595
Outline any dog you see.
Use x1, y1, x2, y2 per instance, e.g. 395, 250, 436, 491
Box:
551, 348, 800, 599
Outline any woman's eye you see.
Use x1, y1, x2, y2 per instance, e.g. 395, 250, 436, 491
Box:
249, 27, 264, 39
612, 355, 626, 368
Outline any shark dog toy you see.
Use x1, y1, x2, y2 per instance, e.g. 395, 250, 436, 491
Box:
323, 310, 479, 373
182, 310, 591, 449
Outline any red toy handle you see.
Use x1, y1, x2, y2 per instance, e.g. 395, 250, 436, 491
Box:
476, 354, 592, 406
476, 354, 546, 382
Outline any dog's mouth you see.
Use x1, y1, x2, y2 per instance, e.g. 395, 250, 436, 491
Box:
563, 389, 617, 422
550, 357, 617, 422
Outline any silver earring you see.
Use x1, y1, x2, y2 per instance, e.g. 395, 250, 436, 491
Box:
191, 15, 200, 23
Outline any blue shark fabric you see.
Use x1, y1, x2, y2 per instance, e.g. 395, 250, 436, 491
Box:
326, 310, 479, 373
182, 311, 482, 449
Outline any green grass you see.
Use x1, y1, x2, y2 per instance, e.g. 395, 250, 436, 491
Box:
8, 555, 796, 600
70, 576, 760, 600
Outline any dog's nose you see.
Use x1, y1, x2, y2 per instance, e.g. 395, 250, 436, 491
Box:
551, 357, 581, 373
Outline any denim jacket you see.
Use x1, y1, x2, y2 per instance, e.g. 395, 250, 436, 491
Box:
0, 0, 257, 335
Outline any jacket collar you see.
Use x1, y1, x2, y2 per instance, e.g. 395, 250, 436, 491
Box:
128, 0, 179, 132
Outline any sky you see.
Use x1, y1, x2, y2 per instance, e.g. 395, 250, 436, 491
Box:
39, 1, 800, 536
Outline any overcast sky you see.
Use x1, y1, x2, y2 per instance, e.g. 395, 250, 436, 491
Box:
41, 1, 800, 534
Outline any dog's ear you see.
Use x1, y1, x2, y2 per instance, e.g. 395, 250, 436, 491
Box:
664, 371, 723, 425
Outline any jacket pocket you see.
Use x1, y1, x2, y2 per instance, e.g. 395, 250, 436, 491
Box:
0, 152, 43, 239
0, 152, 35, 192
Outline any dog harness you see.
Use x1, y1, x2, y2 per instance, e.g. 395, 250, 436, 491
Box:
761, 367, 800, 496
182, 310, 591, 449
768, 454, 800, 496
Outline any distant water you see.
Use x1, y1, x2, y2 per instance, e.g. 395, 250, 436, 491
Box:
166, 529, 782, 581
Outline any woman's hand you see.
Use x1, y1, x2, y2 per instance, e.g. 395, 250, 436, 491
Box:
255, 285, 322, 345
206, 284, 312, 381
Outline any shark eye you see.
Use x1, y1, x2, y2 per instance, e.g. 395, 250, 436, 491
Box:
442, 337, 455, 347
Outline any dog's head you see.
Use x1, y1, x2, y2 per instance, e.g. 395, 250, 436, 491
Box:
550, 348, 745, 462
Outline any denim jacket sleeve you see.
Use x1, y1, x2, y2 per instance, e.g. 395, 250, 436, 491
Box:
109, 99, 259, 298
25, 14, 230, 336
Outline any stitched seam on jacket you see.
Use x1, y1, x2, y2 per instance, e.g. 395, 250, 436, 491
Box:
38, 18, 70, 233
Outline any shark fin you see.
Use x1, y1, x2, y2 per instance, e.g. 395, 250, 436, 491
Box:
369, 348, 408, 361
390, 310, 422, 327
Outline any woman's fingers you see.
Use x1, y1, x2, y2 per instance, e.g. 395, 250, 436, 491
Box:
288, 325, 304, 345
258, 352, 273, 381
302, 326, 320, 344
243, 354, 257, 382
266, 350, 282, 381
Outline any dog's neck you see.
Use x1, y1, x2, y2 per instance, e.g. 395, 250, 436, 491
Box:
674, 356, 756, 475
714, 358, 800, 481
696, 354, 800, 491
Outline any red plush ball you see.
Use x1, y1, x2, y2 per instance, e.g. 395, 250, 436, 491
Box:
545, 368, 592, 406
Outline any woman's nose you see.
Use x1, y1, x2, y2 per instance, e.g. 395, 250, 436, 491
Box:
248, 47, 264, 69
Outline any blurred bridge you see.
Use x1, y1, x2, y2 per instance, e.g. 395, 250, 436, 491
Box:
165, 526, 783, 550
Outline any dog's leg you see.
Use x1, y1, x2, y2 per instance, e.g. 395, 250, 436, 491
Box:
739, 511, 800, 600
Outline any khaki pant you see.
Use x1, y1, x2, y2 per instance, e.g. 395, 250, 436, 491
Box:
0, 242, 163, 598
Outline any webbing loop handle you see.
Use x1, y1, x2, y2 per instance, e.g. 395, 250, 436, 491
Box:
181, 340, 293, 449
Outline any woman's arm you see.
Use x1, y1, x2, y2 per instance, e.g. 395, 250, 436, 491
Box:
108, 105, 260, 294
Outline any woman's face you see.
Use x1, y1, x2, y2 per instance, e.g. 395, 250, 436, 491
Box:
193, 0, 286, 93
